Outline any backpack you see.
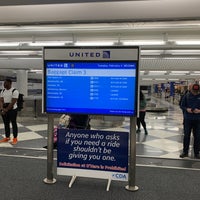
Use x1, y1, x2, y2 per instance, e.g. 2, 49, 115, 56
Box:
3, 88, 24, 111
67, 114, 91, 129
179, 90, 189, 108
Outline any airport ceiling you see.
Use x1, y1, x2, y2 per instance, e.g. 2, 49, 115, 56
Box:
0, 0, 200, 85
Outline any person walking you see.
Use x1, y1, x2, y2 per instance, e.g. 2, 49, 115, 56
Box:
180, 83, 200, 159
136, 91, 148, 135
0, 79, 19, 145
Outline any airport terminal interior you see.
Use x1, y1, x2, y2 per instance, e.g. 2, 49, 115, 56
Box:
0, 1, 200, 200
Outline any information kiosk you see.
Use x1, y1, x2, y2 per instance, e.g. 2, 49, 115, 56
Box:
43, 46, 139, 191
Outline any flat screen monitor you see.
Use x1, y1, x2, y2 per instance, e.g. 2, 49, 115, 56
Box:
43, 47, 139, 116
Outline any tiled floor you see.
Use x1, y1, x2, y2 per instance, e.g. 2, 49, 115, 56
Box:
99, 96, 186, 159
0, 96, 199, 168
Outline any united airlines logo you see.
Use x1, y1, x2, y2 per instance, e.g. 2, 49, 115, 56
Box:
69, 50, 110, 59
102, 51, 110, 58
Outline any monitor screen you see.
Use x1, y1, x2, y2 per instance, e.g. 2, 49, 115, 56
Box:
43, 47, 139, 116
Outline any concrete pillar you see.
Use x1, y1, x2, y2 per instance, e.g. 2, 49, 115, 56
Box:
16, 70, 28, 97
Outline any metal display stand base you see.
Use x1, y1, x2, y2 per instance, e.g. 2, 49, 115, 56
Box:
125, 185, 139, 192
68, 175, 111, 191
43, 178, 57, 184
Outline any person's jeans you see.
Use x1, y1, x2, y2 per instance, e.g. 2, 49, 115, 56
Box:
137, 111, 146, 130
183, 119, 200, 155
2, 109, 18, 138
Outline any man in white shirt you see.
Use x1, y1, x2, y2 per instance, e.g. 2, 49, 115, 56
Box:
0, 79, 19, 145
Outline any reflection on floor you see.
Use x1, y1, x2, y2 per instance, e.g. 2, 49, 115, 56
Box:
0, 96, 199, 169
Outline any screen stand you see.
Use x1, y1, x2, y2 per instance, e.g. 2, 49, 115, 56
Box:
106, 178, 112, 191
43, 114, 56, 184
69, 175, 77, 188
68, 176, 111, 191
125, 116, 139, 192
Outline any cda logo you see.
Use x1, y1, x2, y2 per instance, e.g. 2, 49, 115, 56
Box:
112, 173, 127, 181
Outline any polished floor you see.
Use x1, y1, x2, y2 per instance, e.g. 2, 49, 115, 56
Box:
0, 95, 199, 170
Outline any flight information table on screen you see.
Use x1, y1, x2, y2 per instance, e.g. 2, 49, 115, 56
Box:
45, 61, 137, 116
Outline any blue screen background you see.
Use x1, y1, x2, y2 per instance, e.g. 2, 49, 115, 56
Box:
45, 61, 137, 116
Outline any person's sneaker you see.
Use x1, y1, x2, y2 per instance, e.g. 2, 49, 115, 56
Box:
145, 130, 148, 135
136, 129, 141, 133
195, 154, 200, 159
10, 138, 18, 145
0, 137, 10, 143
179, 152, 188, 158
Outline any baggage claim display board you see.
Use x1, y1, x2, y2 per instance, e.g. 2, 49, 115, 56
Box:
43, 46, 139, 184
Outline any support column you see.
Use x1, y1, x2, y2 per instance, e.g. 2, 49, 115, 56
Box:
16, 70, 28, 97
43, 114, 56, 184
125, 117, 139, 191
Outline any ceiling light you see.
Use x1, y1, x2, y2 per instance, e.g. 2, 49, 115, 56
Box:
169, 73, 187, 76
149, 71, 167, 74
29, 69, 42, 74
162, 57, 200, 59
141, 50, 162, 55
171, 71, 189, 73
12, 57, 41, 60
142, 78, 153, 80
29, 41, 67, 46
29, 69, 42, 72
0, 42, 20, 46
0, 51, 41, 56
155, 78, 166, 80
176, 40, 200, 45
123, 40, 165, 45
169, 50, 200, 55
168, 78, 179, 81
74, 41, 114, 46
190, 73, 200, 76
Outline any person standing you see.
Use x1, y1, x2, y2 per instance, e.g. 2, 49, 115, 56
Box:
179, 84, 192, 125
0, 79, 19, 145
136, 91, 148, 135
180, 83, 200, 159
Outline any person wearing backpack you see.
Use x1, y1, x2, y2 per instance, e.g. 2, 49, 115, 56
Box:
0, 78, 19, 145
